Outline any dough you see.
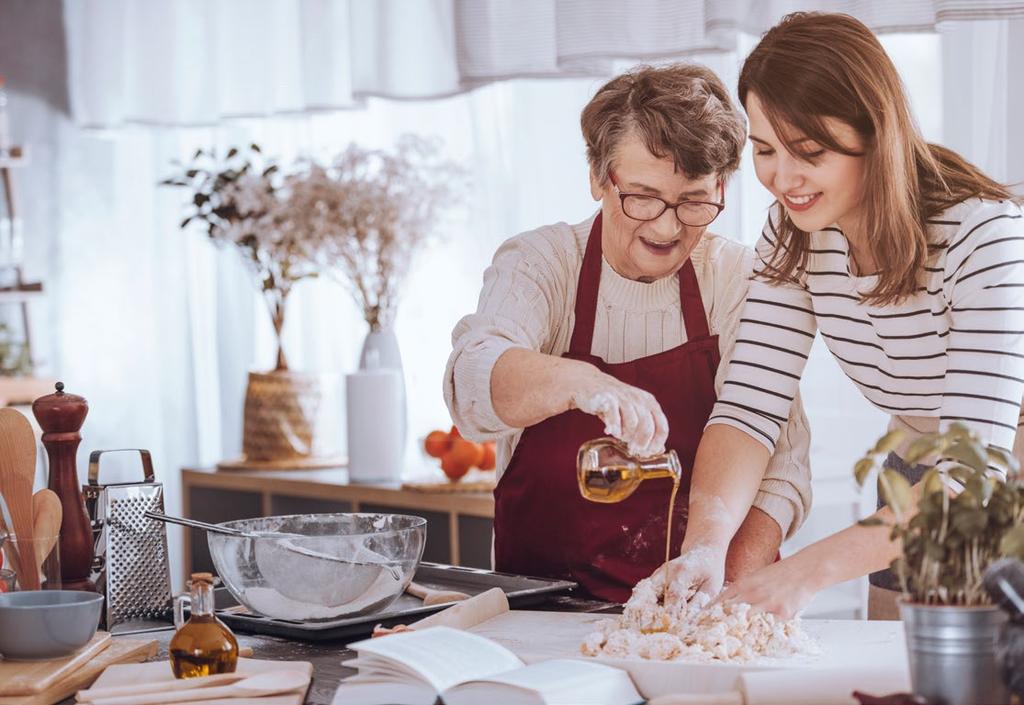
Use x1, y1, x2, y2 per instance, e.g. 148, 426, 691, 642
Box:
581, 577, 818, 663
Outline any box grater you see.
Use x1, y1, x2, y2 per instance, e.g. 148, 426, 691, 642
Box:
83, 448, 173, 633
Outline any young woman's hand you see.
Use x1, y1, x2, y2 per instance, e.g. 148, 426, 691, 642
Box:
716, 557, 817, 619
649, 544, 727, 610
569, 369, 669, 457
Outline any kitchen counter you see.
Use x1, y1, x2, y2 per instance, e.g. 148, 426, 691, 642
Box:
58, 595, 619, 705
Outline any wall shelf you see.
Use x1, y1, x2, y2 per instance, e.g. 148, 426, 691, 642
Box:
0, 376, 56, 406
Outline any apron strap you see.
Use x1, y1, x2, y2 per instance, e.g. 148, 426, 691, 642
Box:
569, 212, 713, 354
568, 213, 604, 356
678, 258, 711, 340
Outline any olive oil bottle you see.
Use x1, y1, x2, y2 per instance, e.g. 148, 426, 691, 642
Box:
577, 437, 683, 565
170, 572, 239, 678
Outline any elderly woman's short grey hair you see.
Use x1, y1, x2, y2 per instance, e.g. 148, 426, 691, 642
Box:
581, 63, 747, 186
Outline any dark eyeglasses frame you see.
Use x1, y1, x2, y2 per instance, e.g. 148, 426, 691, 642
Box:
608, 170, 725, 227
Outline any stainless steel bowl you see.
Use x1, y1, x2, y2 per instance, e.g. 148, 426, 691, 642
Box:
208, 513, 426, 622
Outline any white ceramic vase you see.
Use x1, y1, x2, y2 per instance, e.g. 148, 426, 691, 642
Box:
361, 326, 408, 449
345, 327, 407, 483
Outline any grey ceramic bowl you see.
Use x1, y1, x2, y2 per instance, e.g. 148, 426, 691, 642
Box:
0, 590, 103, 660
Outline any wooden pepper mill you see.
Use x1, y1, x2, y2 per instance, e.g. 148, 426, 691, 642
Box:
32, 382, 96, 592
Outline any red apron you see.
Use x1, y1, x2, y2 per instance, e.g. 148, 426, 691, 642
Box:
493, 213, 721, 603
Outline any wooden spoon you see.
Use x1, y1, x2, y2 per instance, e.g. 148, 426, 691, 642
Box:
0, 409, 38, 589
88, 670, 309, 705
406, 581, 471, 606
0, 509, 19, 580
31, 488, 62, 577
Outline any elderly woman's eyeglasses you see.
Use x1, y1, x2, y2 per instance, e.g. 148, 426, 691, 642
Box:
608, 171, 725, 227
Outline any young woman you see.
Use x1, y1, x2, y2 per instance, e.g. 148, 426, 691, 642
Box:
657, 12, 1024, 619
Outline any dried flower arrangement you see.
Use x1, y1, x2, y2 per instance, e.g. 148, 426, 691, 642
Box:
162, 136, 460, 367
855, 423, 1024, 605
308, 135, 461, 332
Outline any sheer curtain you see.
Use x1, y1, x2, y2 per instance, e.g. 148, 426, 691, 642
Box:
47, 1, 1024, 594
63, 0, 1024, 129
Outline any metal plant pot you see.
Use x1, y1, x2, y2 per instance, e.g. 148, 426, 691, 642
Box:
899, 600, 1009, 705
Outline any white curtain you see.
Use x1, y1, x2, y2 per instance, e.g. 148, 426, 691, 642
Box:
64, 0, 1024, 128
44, 1, 1024, 593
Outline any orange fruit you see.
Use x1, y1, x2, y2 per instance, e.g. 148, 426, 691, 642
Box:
440, 451, 472, 481
448, 438, 485, 468
450, 425, 462, 440
424, 430, 451, 458
479, 442, 496, 470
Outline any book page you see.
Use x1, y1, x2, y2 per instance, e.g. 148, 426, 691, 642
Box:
348, 626, 525, 692
443, 659, 642, 705
330, 679, 438, 705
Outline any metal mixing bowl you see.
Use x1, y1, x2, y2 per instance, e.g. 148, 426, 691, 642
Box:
208, 513, 426, 622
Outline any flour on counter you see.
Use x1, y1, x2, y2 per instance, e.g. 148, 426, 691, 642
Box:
580, 576, 818, 663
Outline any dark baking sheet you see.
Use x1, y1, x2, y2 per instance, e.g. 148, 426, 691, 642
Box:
213, 562, 576, 643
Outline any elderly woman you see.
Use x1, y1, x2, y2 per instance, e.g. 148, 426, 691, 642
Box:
443, 64, 811, 603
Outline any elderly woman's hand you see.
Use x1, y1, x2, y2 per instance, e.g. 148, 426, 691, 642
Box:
570, 369, 669, 457
650, 544, 727, 611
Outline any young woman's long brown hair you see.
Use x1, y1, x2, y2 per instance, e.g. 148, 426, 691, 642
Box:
738, 12, 1016, 305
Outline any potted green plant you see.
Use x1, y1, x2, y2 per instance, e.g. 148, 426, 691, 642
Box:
855, 423, 1024, 705
162, 145, 335, 468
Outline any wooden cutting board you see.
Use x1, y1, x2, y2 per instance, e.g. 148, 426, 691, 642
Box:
402, 469, 496, 493
88, 657, 314, 705
0, 632, 112, 696
0, 638, 156, 705
467, 611, 910, 699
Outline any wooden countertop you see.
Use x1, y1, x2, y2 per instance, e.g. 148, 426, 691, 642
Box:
57, 595, 617, 705
182, 466, 495, 517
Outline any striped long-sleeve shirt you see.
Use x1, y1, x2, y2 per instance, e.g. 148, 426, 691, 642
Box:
710, 198, 1024, 461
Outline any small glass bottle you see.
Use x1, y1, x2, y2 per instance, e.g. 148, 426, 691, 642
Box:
576, 437, 681, 503
170, 572, 239, 678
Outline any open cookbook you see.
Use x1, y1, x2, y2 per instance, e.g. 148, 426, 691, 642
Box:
330, 626, 643, 705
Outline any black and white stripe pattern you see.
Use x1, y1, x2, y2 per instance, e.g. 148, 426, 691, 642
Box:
710, 199, 1024, 453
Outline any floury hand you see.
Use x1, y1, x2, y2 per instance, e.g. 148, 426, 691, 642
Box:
571, 373, 669, 458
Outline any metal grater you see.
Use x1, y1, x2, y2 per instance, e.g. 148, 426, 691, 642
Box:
83, 449, 173, 633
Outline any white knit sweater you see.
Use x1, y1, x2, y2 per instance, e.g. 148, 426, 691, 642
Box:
444, 213, 812, 538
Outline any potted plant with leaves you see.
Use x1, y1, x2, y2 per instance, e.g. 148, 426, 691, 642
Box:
162, 145, 340, 468
854, 423, 1024, 705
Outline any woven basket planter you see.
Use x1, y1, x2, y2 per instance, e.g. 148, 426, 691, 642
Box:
223, 370, 342, 470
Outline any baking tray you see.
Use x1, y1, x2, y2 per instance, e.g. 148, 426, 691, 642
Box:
212, 562, 576, 643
